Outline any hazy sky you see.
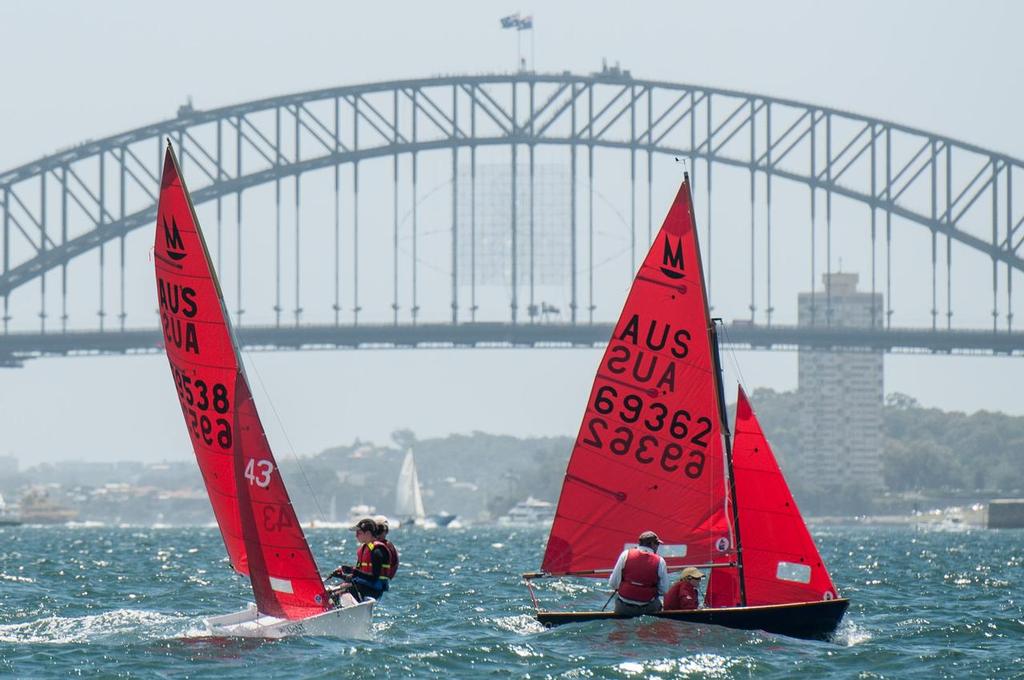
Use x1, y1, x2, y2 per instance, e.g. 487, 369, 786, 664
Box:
1, 1, 1023, 466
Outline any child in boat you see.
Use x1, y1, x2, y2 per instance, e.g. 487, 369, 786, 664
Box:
663, 567, 703, 610
328, 518, 391, 604
372, 515, 400, 585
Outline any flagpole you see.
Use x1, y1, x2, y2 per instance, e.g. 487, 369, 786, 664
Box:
531, 23, 535, 71
517, 19, 522, 70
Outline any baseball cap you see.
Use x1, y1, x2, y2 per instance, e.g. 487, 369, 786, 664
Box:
638, 530, 663, 545
349, 518, 377, 533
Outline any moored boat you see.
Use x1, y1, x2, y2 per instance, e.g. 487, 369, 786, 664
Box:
394, 450, 427, 526
498, 497, 555, 527
17, 490, 77, 524
0, 493, 22, 526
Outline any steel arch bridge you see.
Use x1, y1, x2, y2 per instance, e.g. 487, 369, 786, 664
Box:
3, 68, 1024, 364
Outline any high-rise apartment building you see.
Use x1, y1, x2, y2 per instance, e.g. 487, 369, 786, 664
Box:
797, 273, 885, 492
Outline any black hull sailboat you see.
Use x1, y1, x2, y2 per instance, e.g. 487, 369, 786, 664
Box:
537, 598, 850, 641
526, 174, 848, 641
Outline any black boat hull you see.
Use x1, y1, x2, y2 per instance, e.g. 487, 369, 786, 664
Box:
536, 598, 850, 641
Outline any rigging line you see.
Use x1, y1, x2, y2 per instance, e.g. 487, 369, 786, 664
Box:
396, 176, 454, 226
241, 351, 328, 524
718, 323, 748, 394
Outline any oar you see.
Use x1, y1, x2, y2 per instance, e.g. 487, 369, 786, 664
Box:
601, 589, 618, 612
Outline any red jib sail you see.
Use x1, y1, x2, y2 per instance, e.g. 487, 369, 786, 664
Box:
154, 145, 329, 620
705, 386, 838, 607
542, 176, 735, 575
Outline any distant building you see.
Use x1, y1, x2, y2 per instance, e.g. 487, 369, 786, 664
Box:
0, 455, 18, 478
797, 273, 885, 492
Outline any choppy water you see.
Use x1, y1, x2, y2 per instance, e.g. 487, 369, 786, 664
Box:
0, 523, 1021, 678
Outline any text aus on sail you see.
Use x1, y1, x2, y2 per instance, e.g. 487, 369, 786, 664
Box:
586, 313, 712, 482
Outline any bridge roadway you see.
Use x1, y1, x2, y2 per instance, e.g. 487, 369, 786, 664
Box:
1, 323, 1022, 365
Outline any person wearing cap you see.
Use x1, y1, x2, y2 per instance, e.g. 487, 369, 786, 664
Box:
327, 517, 390, 603
607, 530, 670, 616
372, 515, 400, 584
664, 567, 704, 610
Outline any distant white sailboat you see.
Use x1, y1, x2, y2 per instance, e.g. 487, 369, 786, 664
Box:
394, 450, 427, 525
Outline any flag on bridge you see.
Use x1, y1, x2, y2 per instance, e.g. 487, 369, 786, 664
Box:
500, 13, 520, 29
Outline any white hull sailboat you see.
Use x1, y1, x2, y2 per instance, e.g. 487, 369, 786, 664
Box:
392, 450, 458, 528
154, 143, 372, 639
205, 599, 375, 639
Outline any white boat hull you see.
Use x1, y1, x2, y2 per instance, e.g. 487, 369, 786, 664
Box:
204, 599, 375, 639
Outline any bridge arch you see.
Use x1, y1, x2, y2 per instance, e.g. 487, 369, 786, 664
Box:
2, 72, 1022, 332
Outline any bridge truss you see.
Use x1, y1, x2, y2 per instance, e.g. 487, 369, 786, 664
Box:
2, 69, 1024, 363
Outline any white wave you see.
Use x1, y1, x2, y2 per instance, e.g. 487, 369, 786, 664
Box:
490, 614, 546, 635
0, 573, 34, 584
833, 618, 872, 646
616, 655, 743, 678
0, 609, 191, 644
545, 580, 594, 595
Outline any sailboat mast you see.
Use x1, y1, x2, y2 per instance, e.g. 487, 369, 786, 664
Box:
683, 167, 746, 607
709, 320, 747, 606
679, 170, 747, 605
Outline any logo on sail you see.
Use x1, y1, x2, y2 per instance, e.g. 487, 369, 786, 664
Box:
659, 235, 684, 279
163, 217, 187, 261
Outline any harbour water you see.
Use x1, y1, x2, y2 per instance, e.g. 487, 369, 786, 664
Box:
0, 524, 1020, 678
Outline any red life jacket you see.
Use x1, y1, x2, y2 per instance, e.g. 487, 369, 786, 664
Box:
664, 579, 699, 610
617, 548, 661, 603
381, 539, 399, 579
355, 541, 392, 582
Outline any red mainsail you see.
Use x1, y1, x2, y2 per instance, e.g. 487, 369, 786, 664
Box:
705, 386, 838, 607
542, 176, 735, 575
154, 145, 329, 620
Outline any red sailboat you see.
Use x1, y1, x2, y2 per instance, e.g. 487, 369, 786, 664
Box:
524, 174, 848, 640
154, 143, 374, 638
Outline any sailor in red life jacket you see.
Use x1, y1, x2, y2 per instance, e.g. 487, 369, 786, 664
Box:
663, 567, 703, 610
608, 530, 670, 616
372, 515, 400, 583
328, 518, 391, 604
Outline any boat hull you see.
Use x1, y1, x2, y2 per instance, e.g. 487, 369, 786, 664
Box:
429, 514, 458, 527
536, 598, 850, 641
204, 599, 375, 639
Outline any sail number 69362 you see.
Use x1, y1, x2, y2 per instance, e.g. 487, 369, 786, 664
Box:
583, 384, 711, 479
582, 417, 705, 478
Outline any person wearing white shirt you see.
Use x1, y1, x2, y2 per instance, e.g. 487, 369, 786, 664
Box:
607, 530, 670, 616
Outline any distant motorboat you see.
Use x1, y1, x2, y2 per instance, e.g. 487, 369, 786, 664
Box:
428, 512, 458, 528
18, 490, 77, 525
0, 493, 22, 526
498, 497, 555, 527
346, 503, 378, 525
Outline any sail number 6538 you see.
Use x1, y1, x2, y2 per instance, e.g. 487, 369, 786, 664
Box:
244, 459, 275, 488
